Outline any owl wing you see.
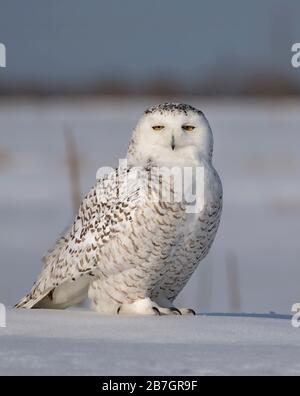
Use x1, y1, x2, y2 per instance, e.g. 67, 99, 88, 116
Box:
15, 167, 143, 308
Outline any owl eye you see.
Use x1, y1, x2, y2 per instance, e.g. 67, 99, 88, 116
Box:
152, 125, 165, 131
182, 125, 195, 132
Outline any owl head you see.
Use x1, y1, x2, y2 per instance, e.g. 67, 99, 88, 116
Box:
127, 103, 213, 167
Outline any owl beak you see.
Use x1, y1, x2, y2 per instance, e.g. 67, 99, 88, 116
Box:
171, 135, 176, 151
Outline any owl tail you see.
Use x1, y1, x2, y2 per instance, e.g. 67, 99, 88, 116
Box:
15, 231, 71, 309
15, 294, 36, 309
15, 290, 49, 309
15, 280, 51, 309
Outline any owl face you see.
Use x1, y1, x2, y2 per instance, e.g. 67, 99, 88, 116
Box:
128, 103, 213, 167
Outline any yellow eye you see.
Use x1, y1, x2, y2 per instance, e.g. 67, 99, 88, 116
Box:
152, 125, 165, 131
182, 125, 195, 132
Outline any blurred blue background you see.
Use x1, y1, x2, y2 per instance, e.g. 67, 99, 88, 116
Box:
0, 0, 300, 95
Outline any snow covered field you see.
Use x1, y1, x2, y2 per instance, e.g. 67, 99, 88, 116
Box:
0, 98, 299, 376
0, 308, 298, 376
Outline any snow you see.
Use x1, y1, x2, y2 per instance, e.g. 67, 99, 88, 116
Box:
0, 98, 299, 375
0, 308, 298, 376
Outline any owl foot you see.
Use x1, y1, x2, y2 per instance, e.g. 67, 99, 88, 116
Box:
116, 298, 196, 316
178, 308, 196, 315
158, 307, 182, 315
158, 307, 196, 315
117, 297, 162, 316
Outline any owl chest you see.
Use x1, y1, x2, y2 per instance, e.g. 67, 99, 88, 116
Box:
173, 193, 221, 257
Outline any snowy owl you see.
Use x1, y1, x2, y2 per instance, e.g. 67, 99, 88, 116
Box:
16, 103, 222, 315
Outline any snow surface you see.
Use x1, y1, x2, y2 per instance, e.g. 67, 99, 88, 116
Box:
0, 308, 298, 376
0, 99, 299, 376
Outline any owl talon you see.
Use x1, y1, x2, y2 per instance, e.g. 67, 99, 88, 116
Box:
114, 298, 163, 315
156, 307, 181, 315
170, 307, 182, 315
179, 308, 196, 315
152, 307, 161, 315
